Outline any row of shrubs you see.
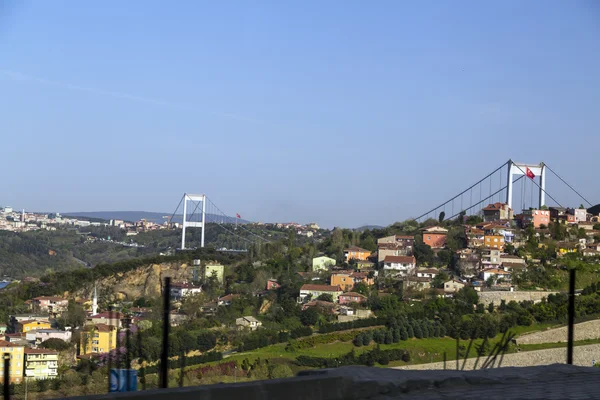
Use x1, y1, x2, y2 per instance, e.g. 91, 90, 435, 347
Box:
285, 329, 367, 352
238, 327, 314, 352
141, 351, 223, 374
296, 346, 410, 368
318, 317, 386, 333
353, 319, 447, 347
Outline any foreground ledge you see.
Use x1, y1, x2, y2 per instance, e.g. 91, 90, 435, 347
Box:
73, 364, 600, 400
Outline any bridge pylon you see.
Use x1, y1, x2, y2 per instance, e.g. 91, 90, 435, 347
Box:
180, 193, 206, 250
506, 160, 546, 210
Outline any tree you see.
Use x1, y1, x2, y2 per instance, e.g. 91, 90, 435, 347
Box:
487, 302, 494, 313
400, 327, 409, 341
316, 293, 333, 302
300, 308, 320, 326
438, 212, 446, 223
354, 282, 369, 296
413, 324, 423, 339
407, 324, 414, 338
431, 271, 449, 288
40, 338, 70, 351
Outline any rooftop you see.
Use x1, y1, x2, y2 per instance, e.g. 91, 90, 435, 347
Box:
384, 255, 416, 264
300, 284, 342, 292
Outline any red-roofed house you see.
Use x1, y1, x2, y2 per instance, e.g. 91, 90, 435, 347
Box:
31, 296, 69, 314
338, 292, 367, 305
482, 203, 513, 222
382, 255, 417, 277
421, 227, 448, 249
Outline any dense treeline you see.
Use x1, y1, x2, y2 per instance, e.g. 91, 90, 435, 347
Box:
296, 346, 410, 368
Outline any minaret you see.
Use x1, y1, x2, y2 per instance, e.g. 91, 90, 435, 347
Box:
21, 209, 25, 222
92, 285, 98, 315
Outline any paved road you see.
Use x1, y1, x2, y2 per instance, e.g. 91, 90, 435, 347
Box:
393, 344, 600, 370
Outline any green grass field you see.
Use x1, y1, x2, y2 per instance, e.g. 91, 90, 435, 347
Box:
194, 321, 581, 372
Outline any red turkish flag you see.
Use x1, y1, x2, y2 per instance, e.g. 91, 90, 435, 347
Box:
236, 213, 241, 219
526, 167, 535, 179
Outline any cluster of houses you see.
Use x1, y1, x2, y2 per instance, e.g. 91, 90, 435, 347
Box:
296, 203, 600, 309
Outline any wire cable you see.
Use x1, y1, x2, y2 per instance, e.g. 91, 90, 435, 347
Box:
511, 164, 563, 207
544, 163, 593, 207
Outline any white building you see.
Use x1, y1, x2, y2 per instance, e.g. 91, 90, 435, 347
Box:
34, 329, 72, 344
170, 283, 202, 300
444, 279, 465, 293
416, 268, 438, 279
382, 255, 417, 277
481, 269, 511, 282
235, 316, 262, 331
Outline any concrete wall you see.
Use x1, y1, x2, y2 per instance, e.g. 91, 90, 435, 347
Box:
395, 344, 600, 370
478, 291, 559, 307
516, 319, 600, 345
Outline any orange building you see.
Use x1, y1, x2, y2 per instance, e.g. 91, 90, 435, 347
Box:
330, 272, 354, 292
343, 246, 371, 262
522, 209, 551, 228
330, 271, 375, 292
484, 235, 505, 250
421, 226, 448, 249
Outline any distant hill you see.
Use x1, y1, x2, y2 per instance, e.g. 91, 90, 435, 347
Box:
63, 211, 250, 224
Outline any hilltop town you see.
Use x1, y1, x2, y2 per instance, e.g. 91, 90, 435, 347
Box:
1, 200, 600, 396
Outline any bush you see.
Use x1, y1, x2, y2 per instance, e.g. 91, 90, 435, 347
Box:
318, 317, 386, 334
290, 326, 313, 339
296, 347, 410, 368
40, 338, 70, 351
378, 353, 389, 365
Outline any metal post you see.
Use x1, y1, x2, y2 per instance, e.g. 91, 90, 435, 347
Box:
179, 352, 185, 388
160, 277, 171, 388
126, 322, 131, 392
3, 353, 10, 400
539, 163, 546, 208
201, 194, 206, 248
181, 195, 188, 250
443, 352, 446, 370
567, 268, 575, 364
506, 160, 513, 209
456, 337, 460, 370
107, 308, 113, 393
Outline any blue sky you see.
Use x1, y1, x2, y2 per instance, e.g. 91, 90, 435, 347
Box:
1, 1, 599, 228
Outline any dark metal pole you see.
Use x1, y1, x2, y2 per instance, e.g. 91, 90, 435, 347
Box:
179, 351, 186, 388
443, 352, 446, 370
567, 268, 576, 364
160, 277, 171, 389
456, 337, 459, 370
137, 328, 146, 391
126, 320, 131, 392
108, 307, 113, 393
3, 353, 10, 400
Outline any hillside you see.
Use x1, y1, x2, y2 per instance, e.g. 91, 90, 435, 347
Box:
64, 211, 251, 224
0, 230, 154, 278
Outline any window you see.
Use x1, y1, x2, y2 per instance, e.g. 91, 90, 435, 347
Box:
427, 236, 431, 240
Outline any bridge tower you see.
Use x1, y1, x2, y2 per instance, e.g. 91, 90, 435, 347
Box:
181, 193, 206, 250
506, 160, 546, 210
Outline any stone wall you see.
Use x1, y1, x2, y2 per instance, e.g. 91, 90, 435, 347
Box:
477, 290, 559, 306
515, 319, 600, 345
394, 343, 600, 370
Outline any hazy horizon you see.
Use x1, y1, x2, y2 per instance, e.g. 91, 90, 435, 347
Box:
1, 1, 599, 228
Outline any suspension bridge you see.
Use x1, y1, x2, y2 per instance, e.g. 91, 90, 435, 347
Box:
169, 160, 594, 250
168, 193, 271, 251
414, 159, 594, 223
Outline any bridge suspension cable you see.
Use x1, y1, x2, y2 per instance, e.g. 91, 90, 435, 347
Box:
414, 160, 509, 222
544, 163, 593, 207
